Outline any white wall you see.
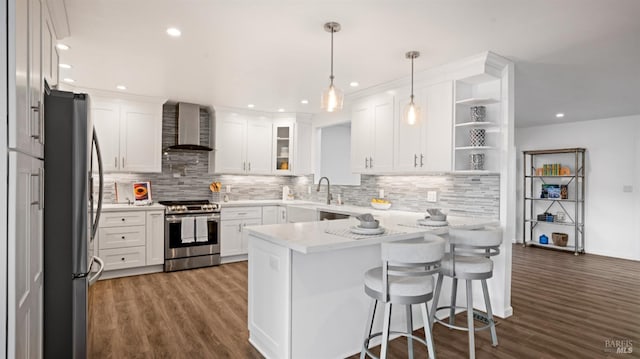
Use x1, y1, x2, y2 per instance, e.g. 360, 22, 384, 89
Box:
516, 115, 640, 260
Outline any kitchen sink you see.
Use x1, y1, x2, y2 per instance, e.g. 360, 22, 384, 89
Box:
317, 210, 351, 221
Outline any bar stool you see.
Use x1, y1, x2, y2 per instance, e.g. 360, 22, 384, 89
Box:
361, 233, 445, 359
429, 228, 502, 359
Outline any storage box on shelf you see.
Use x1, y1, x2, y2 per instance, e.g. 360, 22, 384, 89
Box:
522, 148, 586, 255
453, 76, 502, 173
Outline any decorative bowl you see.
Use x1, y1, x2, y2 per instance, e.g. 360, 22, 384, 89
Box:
371, 202, 392, 210
358, 219, 380, 229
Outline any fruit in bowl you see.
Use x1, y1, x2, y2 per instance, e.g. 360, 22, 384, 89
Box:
370, 198, 391, 210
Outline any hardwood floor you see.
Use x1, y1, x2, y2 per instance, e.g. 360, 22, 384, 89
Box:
89, 246, 640, 358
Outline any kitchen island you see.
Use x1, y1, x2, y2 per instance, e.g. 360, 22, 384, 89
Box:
246, 215, 508, 359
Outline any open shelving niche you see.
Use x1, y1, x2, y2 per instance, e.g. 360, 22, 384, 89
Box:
522, 148, 586, 255
453, 76, 502, 173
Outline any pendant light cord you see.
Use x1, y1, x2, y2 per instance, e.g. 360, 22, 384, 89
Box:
410, 55, 414, 103
330, 28, 335, 85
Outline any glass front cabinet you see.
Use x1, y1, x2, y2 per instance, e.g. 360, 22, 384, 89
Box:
273, 122, 293, 175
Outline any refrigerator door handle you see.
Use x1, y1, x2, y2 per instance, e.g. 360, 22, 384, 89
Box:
92, 128, 104, 240
88, 256, 105, 286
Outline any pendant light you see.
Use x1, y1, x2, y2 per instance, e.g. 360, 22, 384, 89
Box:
404, 51, 421, 125
321, 22, 343, 112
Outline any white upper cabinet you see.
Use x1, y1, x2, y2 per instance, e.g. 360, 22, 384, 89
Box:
213, 110, 272, 174
42, 1, 58, 87
246, 119, 273, 174
91, 96, 163, 173
394, 81, 453, 172
350, 93, 394, 173
292, 119, 313, 175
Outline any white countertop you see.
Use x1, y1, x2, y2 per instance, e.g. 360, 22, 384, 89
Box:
99, 203, 165, 212
245, 214, 497, 254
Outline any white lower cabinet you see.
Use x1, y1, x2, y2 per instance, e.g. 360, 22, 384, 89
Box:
261, 206, 279, 225
96, 207, 165, 274
221, 206, 263, 257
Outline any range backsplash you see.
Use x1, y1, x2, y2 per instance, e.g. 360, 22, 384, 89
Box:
102, 104, 499, 219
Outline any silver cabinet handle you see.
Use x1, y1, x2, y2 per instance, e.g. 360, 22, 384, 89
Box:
122, 157, 125, 168
30, 167, 45, 209
281, 210, 285, 220
414, 154, 418, 167
420, 154, 424, 167
238, 223, 242, 232
237, 212, 248, 215
115, 157, 118, 168
365, 158, 369, 168
248, 162, 251, 171
30, 101, 43, 144
243, 161, 246, 171
369, 157, 373, 168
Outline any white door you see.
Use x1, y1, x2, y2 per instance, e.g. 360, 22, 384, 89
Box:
220, 219, 243, 256
246, 119, 273, 174
394, 90, 424, 172
241, 218, 262, 254
261, 206, 278, 225
350, 101, 373, 173
8, 152, 44, 358
372, 94, 395, 172
214, 114, 246, 173
120, 102, 162, 173
423, 81, 453, 172
91, 99, 121, 172
10, 0, 33, 156
145, 211, 165, 265
28, 0, 43, 158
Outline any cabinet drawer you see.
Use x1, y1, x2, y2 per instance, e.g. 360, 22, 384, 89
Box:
100, 211, 146, 227
100, 246, 146, 270
221, 207, 262, 220
98, 226, 146, 249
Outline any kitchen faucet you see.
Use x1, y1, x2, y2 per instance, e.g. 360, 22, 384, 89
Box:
317, 177, 332, 205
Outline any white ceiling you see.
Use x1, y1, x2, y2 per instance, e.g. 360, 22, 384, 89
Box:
59, 0, 640, 127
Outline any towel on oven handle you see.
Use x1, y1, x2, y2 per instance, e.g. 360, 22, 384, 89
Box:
195, 216, 209, 242
181, 217, 195, 243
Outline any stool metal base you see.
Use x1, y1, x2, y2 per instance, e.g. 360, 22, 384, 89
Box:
360, 299, 436, 359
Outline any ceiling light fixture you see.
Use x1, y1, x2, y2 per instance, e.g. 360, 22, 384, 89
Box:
404, 51, 421, 126
555, 113, 565, 118
59, 63, 72, 69
116, 85, 127, 90
350, 81, 359, 87
247, 104, 255, 108
301, 99, 309, 104
166, 27, 182, 37
56, 43, 70, 50
62, 78, 75, 83
321, 22, 343, 113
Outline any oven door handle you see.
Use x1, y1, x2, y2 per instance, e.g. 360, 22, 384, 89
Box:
165, 216, 220, 224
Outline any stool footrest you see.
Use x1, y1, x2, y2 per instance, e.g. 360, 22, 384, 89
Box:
433, 305, 495, 332
362, 330, 428, 359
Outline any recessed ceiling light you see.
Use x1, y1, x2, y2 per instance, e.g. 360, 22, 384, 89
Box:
166, 27, 181, 37
300, 99, 309, 104
116, 85, 127, 90
62, 78, 75, 83
555, 113, 565, 118
247, 104, 255, 108
350, 81, 359, 87
59, 63, 72, 69
278, 108, 285, 112
56, 43, 70, 50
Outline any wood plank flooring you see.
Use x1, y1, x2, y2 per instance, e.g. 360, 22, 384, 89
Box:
89, 245, 640, 358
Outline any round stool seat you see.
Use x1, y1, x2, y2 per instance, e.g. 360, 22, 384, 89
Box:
440, 253, 493, 279
364, 267, 435, 302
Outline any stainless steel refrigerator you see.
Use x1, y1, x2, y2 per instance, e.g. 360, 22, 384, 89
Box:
43, 89, 105, 358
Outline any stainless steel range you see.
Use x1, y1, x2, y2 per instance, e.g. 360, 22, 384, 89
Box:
159, 200, 221, 271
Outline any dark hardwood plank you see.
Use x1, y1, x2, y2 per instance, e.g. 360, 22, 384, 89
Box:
90, 246, 640, 358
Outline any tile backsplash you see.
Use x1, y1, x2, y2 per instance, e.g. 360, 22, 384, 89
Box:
103, 104, 499, 219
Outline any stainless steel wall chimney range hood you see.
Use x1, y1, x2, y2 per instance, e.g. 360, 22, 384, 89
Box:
165, 102, 213, 152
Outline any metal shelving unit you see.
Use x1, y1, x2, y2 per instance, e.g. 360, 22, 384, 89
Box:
522, 148, 586, 255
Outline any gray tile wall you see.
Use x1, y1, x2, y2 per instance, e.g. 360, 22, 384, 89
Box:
103, 104, 499, 219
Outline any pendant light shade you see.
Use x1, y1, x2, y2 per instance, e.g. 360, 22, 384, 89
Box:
403, 51, 421, 125
321, 22, 344, 112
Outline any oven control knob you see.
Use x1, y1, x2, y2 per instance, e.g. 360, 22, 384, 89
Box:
180, 206, 187, 211
168, 206, 175, 211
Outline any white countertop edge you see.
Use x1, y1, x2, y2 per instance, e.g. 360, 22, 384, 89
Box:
99, 203, 165, 212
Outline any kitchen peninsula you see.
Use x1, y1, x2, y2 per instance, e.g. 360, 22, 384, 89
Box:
245, 214, 506, 359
